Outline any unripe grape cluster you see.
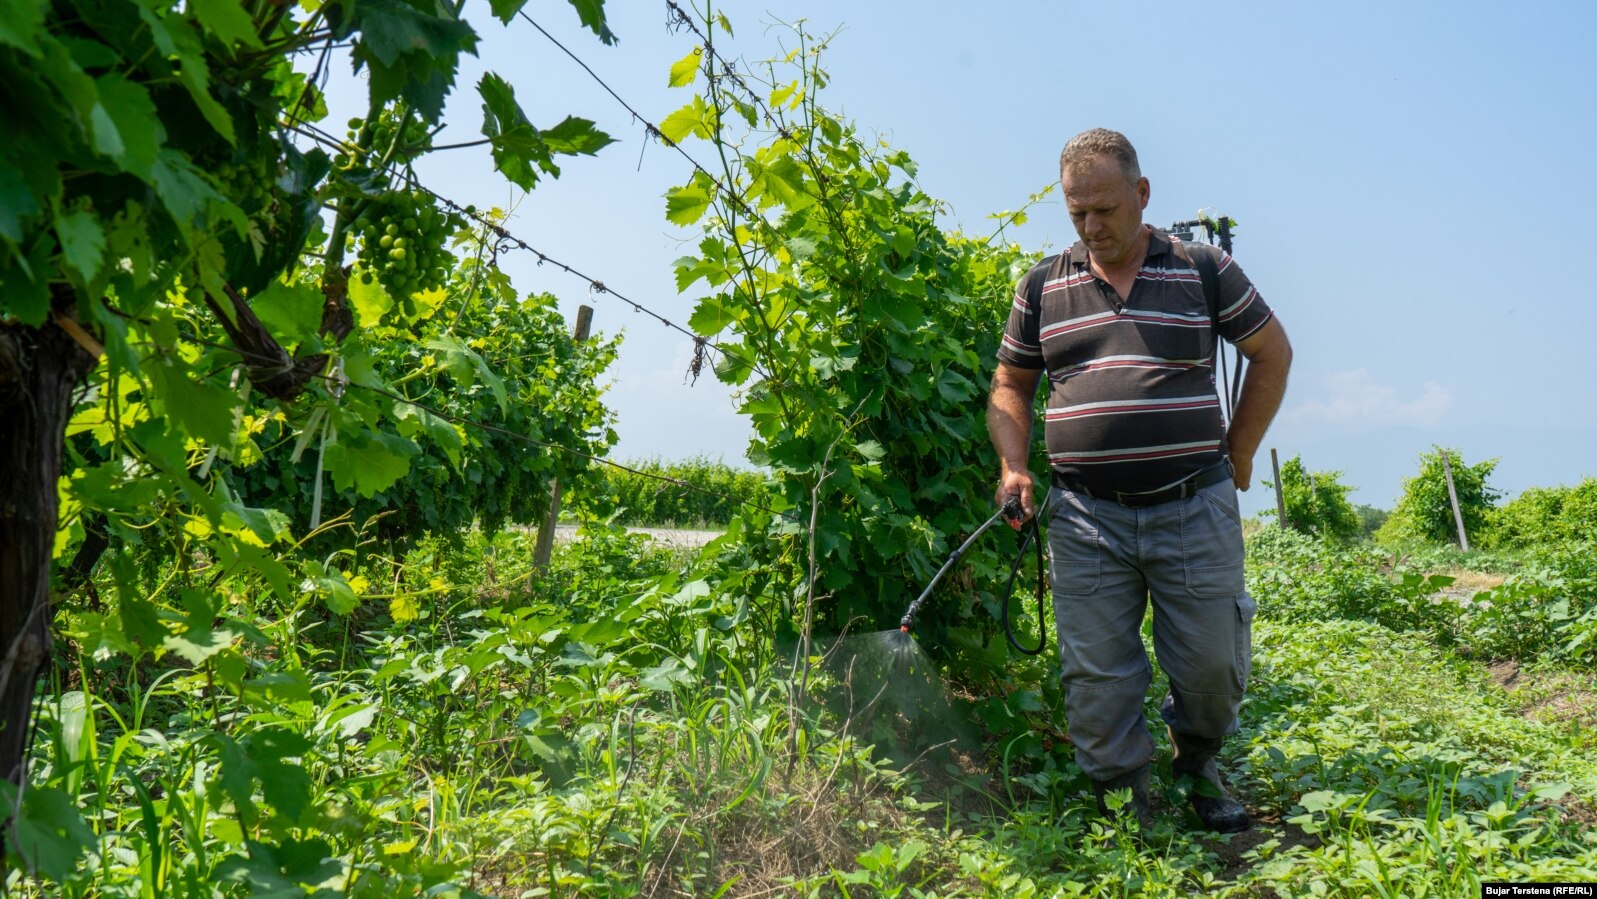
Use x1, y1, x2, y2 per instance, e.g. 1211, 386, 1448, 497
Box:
332, 113, 430, 174
329, 113, 462, 298
350, 190, 461, 297
214, 147, 279, 218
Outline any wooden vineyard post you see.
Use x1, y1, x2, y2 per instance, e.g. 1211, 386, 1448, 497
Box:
1441, 451, 1471, 552
1270, 448, 1287, 528
535, 304, 593, 570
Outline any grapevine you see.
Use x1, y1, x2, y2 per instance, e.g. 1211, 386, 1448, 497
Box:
0, 0, 622, 888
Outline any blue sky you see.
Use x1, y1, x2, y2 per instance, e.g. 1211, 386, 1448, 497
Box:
340, 0, 1597, 518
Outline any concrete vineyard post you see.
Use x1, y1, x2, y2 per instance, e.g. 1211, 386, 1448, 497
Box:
1271, 447, 1287, 528
535, 305, 593, 569
1441, 451, 1471, 552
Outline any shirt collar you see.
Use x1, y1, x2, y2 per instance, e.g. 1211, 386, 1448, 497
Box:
1069, 225, 1168, 267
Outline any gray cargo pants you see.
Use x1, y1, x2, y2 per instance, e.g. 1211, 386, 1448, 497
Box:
1046, 478, 1257, 781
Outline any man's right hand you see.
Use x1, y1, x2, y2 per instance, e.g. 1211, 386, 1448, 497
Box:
987, 361, 1044, 527
995, 470, 1036, 525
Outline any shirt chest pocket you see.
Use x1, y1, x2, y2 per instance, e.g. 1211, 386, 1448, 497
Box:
1125, 283, 1214, 363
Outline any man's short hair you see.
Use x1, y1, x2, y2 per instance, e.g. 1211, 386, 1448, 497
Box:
1059, 129, 1141, 183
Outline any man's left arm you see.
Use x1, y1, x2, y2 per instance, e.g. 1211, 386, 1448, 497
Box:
1225, 317, 1293, 491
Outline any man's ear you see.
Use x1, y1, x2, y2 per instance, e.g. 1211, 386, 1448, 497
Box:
1137, 177, 1151, 209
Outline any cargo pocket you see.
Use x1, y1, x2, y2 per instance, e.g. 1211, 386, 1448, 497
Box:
1182, 482, 1246, 597
1235, 593, 1257, 688
1047, 487, 1100, 594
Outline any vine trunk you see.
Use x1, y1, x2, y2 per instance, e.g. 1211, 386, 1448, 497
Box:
0, 294, 97, 853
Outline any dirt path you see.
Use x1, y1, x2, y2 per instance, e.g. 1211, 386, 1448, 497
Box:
551, 524, 723, 549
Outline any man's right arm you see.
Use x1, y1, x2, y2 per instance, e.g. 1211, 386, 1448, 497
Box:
988, 362, 1043, 520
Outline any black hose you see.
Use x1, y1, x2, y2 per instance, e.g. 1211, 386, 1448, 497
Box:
898, 492, 1052, 657
1001, 502, 1049, 655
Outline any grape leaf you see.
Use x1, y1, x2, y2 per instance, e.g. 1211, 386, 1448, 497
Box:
324, 431, 417, 497
92, 74, 164, 181
784, 235, 818, 260
687, 295, 737, 335
347, 272, 393, 329
757, 155, 811, 210
0, 0, 45, 56
394, 402, 463, 467
478, 73, 551, 190
147, 359, 240, 446
251, 730, 315, 822
665, 183, 711, 226
488, 0, 529, 24
35, 37, 95, 118
298, 564, 362, 615
251, 279, 324, 347
189, 0, 264, 50
669, 47, 701, 87
88, 103, 124, 162
350, 0, 477, 119
540, 116, 614, 156
117, 598, 167, 655
152, 150, 228, 238
0, 160, 40, 243
478, 76, 611, 190
246, 672, 313, 705
7, 785, 94, 881
71, 458, 162, 512
426, 335, 507, 413
673, 255, 721, 292
353, 0, 475, 67
164, 625, 235, 665
53, 209, 106, 281
565, 0, 616, 46
136, 7, 236, 144
659, 97, 710, 144
223, 500, 292, 548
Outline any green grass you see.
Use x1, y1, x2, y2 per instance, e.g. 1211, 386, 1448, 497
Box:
16, 524, 1597, 897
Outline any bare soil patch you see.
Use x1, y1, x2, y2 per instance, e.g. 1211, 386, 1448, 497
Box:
552, 524, 723, 549
1204, 807, 1320, 888
1488, 659, 1597, 733
1442, 568, 1507, 592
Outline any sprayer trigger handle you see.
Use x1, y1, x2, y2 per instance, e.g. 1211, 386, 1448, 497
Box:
1001, 496, 1023, 529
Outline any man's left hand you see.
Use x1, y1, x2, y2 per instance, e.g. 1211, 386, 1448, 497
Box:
1231, 453, 1253, 491
1225, 317, 1292, 495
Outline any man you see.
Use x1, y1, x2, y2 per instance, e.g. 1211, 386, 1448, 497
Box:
987, 128, 1292, 833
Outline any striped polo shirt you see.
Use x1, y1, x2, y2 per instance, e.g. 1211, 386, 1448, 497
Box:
997, 227, 1274, 495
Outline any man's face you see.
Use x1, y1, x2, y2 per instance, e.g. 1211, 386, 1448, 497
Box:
1061, 155, 1150, 267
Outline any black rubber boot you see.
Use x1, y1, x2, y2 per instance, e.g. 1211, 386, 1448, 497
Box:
1091, 763, 1155, 831
1168, 729, 1250, 833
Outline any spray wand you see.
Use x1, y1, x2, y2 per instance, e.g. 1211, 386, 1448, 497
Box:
899, 494, 1052, 655
899, 498, 1020, 632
